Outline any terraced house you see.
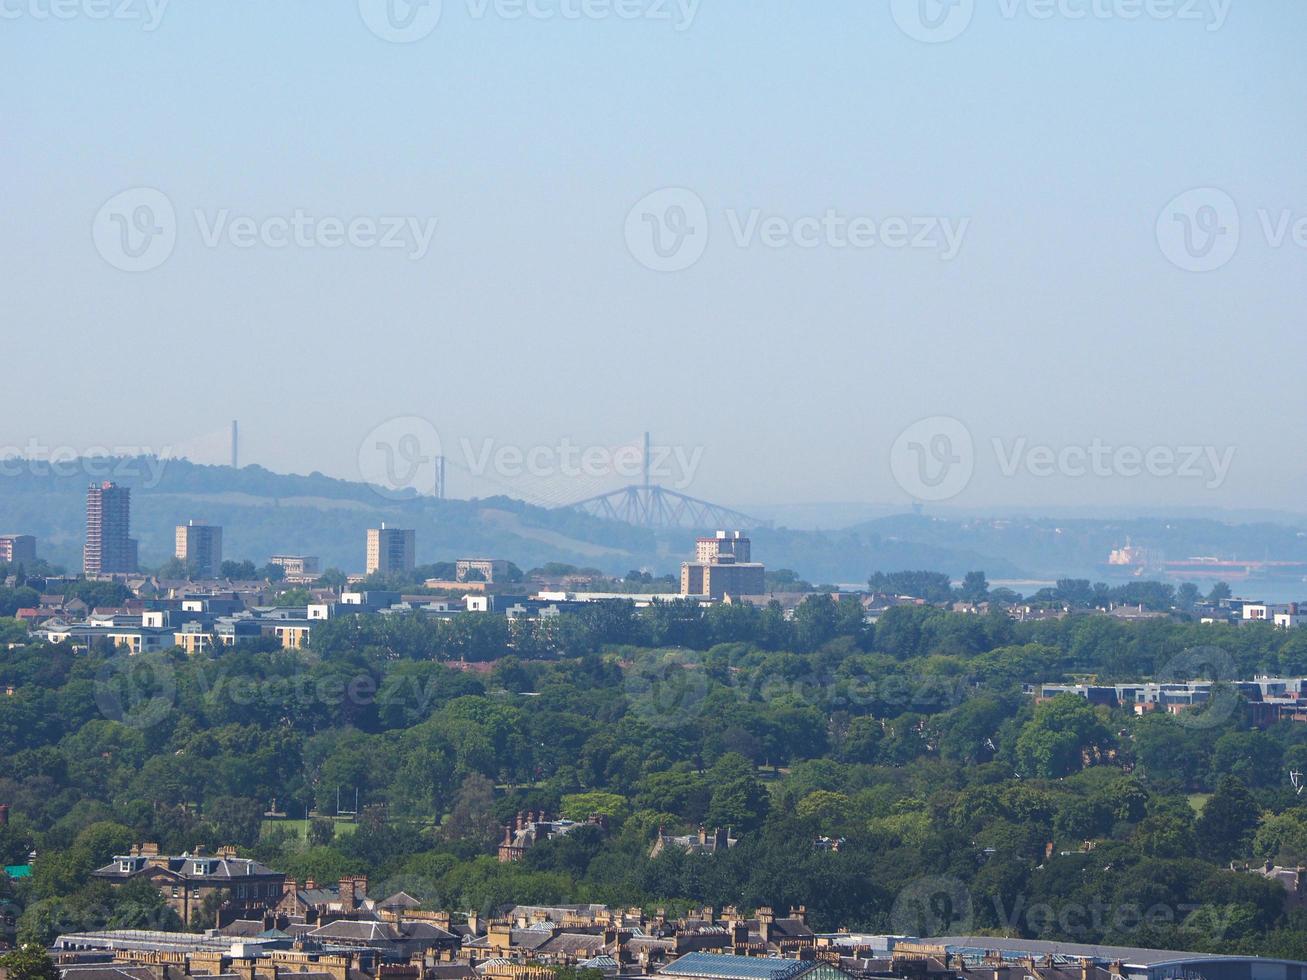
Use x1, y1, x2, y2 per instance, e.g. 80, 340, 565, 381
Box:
91, 843, 286, 926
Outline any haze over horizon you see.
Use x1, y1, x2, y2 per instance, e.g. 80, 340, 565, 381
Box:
6, 2, 1304, 513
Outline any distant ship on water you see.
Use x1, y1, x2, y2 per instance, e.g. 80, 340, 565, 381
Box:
1103, 538, 1307, 581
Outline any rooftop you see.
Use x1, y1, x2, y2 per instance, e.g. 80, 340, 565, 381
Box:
931, 936, 1254, 967
660, 952, 819, 980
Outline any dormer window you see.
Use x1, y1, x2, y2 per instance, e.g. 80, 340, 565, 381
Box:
192, 860, 210, 875
119, 859, 135, 872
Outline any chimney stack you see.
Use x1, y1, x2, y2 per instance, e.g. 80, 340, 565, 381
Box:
340, 877, 356, 914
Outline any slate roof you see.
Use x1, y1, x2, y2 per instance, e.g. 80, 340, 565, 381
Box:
296, 887, 341, 905
628, 937, 678, 951
399, 921, 458, 942
93, 854, 281, 882
308, 920, 397, 942
429, 966, 479, 980
536, 932, 607, 956
747, 917, 812, 940
380, 890, 423, 910
59, 966, 160, 980
214, 919, 266, 937
511, 929, 554, 951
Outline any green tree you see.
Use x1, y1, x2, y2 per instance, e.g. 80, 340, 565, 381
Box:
1253, 812, 1307, 865
316, 568, 349, 589
1015, 694, 1112, 778
206, 796, 265, 847
444, 774, 500, 852
867, 571, 954, 603
220, 560, 258, 580
157, 557, 198, 579
0, 945, 59, 980
1197, 776, 1259, 861
959, 571, 990, 603
793, 594, 838, 652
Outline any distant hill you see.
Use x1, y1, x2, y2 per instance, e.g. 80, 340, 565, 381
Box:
8, 459, 1303, 588
0, 458, 1025, 581
0, 458, 655, 575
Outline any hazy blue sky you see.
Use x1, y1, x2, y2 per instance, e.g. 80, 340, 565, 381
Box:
4, 1, 1304, 514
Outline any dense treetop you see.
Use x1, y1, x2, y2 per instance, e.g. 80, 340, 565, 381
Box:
4, 596, 1307, 954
